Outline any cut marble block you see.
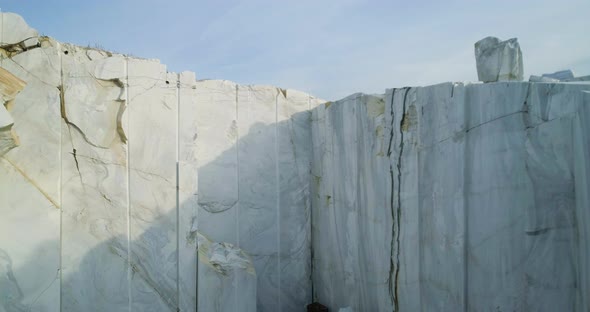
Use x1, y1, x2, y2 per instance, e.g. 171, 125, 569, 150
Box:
518, 83, 590, 311
542, 69, 575, 81
0, 34, 60, 312
311, 82, 590, 311
529, 75, 559, 83
475, 36, 524, 82
568, 75, 590, 82
60, 43, 130, 312
195, 80, 239, 245
277, 89, 318, 311
464, 84, 531, 310
311, 94, 391, 311
195, 81, 321, 312
411, 84, 464, 311
530, 70, 576, 83
197, 233, 256, 312
194, 79, 240, 310
178, 71, 198, 312
310, 100, 330, 307
237, 85, 279, 312
127, 58, 177, 312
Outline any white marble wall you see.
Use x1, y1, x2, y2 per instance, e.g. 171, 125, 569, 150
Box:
3, 11, 590, 312
0, 12, 321, 312
311, 94, 391, 311
311, 81, 590, 311
0, 33, 61, 312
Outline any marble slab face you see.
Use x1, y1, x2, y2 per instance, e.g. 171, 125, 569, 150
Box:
1, 32, 321, 312
195, 79, 239, 245
2, 38, 62, 207
127, 59, 178, 312
0, 34, 61, 312
311, 94, 391, 311
237, 85, 280, 312
60, 43, 130, 312
475, 36, 524, 82
311, 82, 590, 311
277, 89, 319, 311
573, 90, 590, 312
193, 79, 240, 310
0, 159, 60, 312
2, 11, 317, 312
193, 82, 321, 311
178, 71, 198, 312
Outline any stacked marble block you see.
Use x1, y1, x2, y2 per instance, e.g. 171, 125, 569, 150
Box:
311, 82, 590, 311
0, 12, 323, 312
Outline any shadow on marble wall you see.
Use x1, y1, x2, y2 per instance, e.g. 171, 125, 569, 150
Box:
0, 16, 319, 310
2, 109, 313, 312
0, 241, 60, 312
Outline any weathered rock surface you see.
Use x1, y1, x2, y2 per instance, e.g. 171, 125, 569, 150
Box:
475, 36, 524, 82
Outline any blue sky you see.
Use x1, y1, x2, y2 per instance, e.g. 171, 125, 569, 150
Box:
2, 0, 589, 100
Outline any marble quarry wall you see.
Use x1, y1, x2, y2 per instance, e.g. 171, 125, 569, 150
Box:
0, 13, 323, 312
2, 12, 590, 312
311, 83, 590, 311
